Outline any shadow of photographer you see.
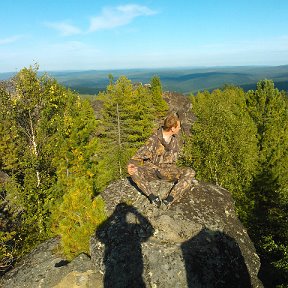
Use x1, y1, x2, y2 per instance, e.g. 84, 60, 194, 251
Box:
96, 203, 154, 288
181, 228, 252, 288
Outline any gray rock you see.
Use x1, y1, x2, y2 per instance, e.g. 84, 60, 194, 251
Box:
90, 179, 263, 288
163, 91, 196, 135
0, 179, 263, 288
0, 238, 102, 288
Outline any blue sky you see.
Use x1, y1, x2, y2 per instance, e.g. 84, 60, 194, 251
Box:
1, 0, 288, 72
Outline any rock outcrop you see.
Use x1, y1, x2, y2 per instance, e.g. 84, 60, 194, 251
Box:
1, 179, 263, 287
0, 237, 103, 288
90, 179, 263, 288
0, 92, 263, 287
163, 91, 196, 135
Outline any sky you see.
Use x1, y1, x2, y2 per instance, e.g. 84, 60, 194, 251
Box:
1, 0, 288, 73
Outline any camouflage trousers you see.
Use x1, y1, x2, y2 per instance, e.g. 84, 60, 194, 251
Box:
130, 163, 196, 203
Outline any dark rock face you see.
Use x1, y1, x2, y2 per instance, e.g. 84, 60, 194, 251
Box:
181, 230, 251, 287
163, 91, 196, 135
90, 179, 263, 287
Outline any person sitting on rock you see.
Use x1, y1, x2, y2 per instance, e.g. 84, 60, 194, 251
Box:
127, 112, 197, 208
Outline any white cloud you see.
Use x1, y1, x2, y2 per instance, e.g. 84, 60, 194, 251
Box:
89, 4, 157, 32
44, 21, 82, 36
0, 35, 25, 45
44, 4, 157, 36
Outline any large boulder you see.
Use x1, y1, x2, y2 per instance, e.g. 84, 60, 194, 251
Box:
90, 178, 263, 288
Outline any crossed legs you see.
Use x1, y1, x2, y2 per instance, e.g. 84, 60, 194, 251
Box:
130, 164, 196, 205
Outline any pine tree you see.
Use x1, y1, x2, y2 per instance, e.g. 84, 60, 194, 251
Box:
47, 85, 107, 259
94, 76, 157, 191
51, 166, 106, 260
150, 75, 168, 117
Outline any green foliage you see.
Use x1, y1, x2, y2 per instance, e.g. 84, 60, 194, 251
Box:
51, 96, 99, 193
0, 86, 20, 172
246, 80, 288, 286
0, 180, 17, 274
0, 65, 106, 266
182, 86, 258, 219
1, 66, 73, 257
94, 76, 167, 191
150, 75, 169, 117
51, 177, 106, 260
50, 94, 107, 258
183, 80, 288, 286
0, 230, 16, 274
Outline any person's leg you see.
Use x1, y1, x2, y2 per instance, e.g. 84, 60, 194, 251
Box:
130, 166, 155, 196
130, 165, 161, 207
169, 167, 196, 201
158, 166, 196, 206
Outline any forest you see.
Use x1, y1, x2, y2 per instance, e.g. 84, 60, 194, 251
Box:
0, 65, 287, 288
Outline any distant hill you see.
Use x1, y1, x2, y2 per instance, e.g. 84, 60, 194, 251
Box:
1, 65, 288, 95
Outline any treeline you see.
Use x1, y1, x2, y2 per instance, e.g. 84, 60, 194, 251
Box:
1, 66, 287, 287
0, 65, 168, 272
182, 82, 288, 287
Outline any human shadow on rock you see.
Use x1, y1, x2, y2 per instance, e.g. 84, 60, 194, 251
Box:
96, 203, 154, 288
181, 228, 252, 288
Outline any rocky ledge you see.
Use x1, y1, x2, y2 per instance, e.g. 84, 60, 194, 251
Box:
91, 178, 263, 288
1, 178, 263, 288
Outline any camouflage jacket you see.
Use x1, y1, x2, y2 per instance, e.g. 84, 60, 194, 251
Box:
129, 128, 182, 168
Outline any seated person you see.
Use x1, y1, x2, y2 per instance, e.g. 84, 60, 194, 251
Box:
127, 112, 197, 208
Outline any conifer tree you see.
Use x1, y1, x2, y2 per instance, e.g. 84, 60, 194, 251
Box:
51, 136, 106, 259
246, 80, 288, 286
47, 84, 106, 259
94, 76, 158, 191
52, 178, 105, 260
150, 75, 168, 117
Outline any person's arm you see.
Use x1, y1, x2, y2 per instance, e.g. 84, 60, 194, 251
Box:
130, 135, 157, 165
127, 135, 157, 175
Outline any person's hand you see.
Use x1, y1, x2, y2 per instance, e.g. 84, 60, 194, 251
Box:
127, 163, 137, 175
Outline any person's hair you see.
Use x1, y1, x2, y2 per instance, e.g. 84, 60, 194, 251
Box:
163, 112, 180, 131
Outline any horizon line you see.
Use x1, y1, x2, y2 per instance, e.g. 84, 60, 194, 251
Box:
1, 64, 288, 75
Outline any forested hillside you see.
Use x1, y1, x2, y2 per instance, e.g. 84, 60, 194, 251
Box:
0, 65, 167, 270
1, 65, 288, 95
1, 66, 287, 287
